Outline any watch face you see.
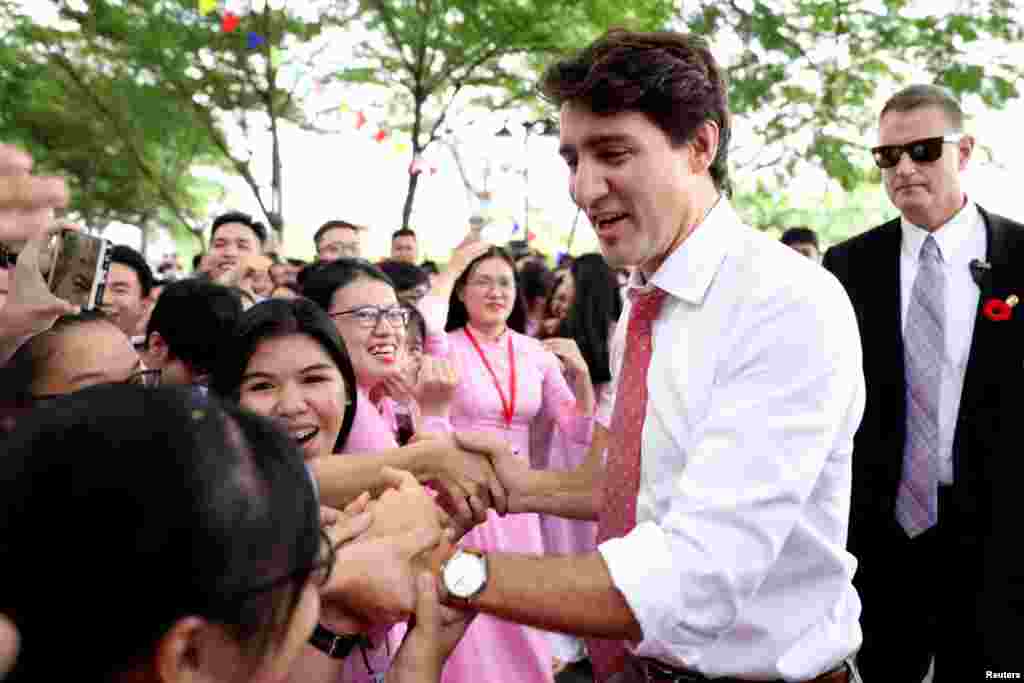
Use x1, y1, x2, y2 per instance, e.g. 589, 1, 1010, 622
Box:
443, 551, 487, 599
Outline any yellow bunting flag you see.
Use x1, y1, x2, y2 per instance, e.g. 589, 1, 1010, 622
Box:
270, 47, 284, 68
199, 0, 216, 16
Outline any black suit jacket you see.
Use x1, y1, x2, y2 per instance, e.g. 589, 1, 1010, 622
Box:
824, 207, 1024, 682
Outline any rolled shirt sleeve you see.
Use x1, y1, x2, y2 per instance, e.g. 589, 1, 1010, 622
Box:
597, 268, 864, 674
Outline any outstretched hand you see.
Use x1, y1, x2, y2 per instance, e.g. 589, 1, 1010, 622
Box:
320, 469, 447, 627
0, 145, 68, 248
420, 434, 507, 531
452, 431, 534, 516
386, 573, 477, 683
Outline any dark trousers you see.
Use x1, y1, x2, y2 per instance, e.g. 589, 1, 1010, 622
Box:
855, 487, 956, 683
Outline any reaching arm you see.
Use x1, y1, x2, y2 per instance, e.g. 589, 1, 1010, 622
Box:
311, 436, 507, 522
454, 424, 607, 521
450, 549, 641, 641
428, 238, 491, 301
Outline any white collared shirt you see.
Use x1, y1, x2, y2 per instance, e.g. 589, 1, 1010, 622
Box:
596, 201, 865, 681
900, 202, 985, 484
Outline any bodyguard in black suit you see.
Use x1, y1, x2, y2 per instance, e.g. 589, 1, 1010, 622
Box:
824, 85, 1024, 682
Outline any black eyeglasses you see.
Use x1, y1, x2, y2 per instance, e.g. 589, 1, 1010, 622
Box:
329, 305, 410, 329
870, 135, 963, 169
31, 368, 162, 404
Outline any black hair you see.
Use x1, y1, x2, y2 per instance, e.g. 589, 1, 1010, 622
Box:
391, 228, 417, 241
518, 260, 555, 307
445, 246, 528, 334
420, 260, 440, 275
192, 252, 204, 270
212, 298, 358, 454
0, 385, 321, 680
109, 245, 154, 298
555, 253, 622, 384
211, 211, 268, 246
541, 28, 732, 194
377, 260, 429, 293
314, 220, 361, 248
301, 258, 395, 313
145, 279, 244, 376
780, 226, 820, 249
287, 258, 307, 268
1, 310, 113, 407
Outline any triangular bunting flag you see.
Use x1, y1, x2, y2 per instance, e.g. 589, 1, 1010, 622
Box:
198, 0, 216, 16
374, 129, 388, 142
355, 111, 367, 129
222, 12, 240, 32
247, 32, 265, 49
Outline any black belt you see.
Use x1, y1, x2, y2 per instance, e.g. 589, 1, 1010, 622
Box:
635, 658, 852, 683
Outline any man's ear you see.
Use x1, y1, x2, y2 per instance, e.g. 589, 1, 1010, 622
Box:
689, 120, 721, 176
153, 616, 234, 683
147, 331, 170, 364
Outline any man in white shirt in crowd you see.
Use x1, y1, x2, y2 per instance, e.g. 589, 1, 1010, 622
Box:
430, 29, 866, 683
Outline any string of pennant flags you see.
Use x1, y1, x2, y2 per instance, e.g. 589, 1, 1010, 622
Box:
198, 2, 558, 251
196, 0, 439, 167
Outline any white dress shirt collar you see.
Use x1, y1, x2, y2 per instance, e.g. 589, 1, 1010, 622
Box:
628, 196, 731, 305
900, 197, 978, 265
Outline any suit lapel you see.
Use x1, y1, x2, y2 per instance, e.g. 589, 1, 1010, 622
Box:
864, 219, 906, 496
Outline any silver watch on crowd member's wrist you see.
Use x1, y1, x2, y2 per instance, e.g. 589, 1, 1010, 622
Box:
441, 548, 488, 603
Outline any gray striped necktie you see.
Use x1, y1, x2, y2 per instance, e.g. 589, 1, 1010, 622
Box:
897, 234, 944, 538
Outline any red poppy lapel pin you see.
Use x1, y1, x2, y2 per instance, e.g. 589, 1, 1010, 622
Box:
983, 294, 1019, 322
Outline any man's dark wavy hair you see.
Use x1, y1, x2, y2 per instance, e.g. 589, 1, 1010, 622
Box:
540, 28, 732, 195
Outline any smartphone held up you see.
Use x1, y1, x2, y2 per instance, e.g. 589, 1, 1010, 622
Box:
46, 229, 112, 310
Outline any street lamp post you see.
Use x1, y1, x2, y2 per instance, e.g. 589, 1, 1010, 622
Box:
521, 119, 559, 235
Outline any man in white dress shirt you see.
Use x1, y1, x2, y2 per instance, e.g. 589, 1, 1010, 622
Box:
431, 29, 865, 683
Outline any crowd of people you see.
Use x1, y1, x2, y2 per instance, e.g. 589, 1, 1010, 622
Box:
2, 25, 1022, 683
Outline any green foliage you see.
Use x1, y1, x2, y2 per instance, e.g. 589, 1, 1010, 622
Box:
1, 0, 360, 244
678, 0, 1024, 192
0, 14, 219, 241
329, 0, 674, 228
733, 180, 895, 246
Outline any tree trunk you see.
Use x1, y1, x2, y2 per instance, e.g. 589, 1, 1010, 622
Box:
139, 221, 149, 259
401, 165, 420, 230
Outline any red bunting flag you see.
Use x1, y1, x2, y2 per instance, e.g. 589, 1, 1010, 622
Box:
526, 230, 537, 242
222, 12, 240, 32
355, 111, 367, 129
374, 129, 388, 142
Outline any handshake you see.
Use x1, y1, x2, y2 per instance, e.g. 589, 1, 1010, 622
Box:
314, 431, 533, 623
312, 453, 524, 681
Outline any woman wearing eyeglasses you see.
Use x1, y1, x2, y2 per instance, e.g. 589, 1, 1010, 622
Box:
215, 293, 478, 683
301, 259, 459, 456
0, 384, 470, 683
422, 246, 596, 683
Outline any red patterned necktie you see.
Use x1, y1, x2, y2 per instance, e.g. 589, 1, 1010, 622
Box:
588, 285, 668, 683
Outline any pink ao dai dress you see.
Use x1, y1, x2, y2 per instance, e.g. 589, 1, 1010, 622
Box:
420, 295, 593, 683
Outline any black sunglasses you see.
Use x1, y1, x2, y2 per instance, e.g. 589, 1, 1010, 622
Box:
871, 135, 963, 169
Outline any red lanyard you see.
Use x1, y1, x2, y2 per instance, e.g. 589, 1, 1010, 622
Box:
463, 326, 516, 429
